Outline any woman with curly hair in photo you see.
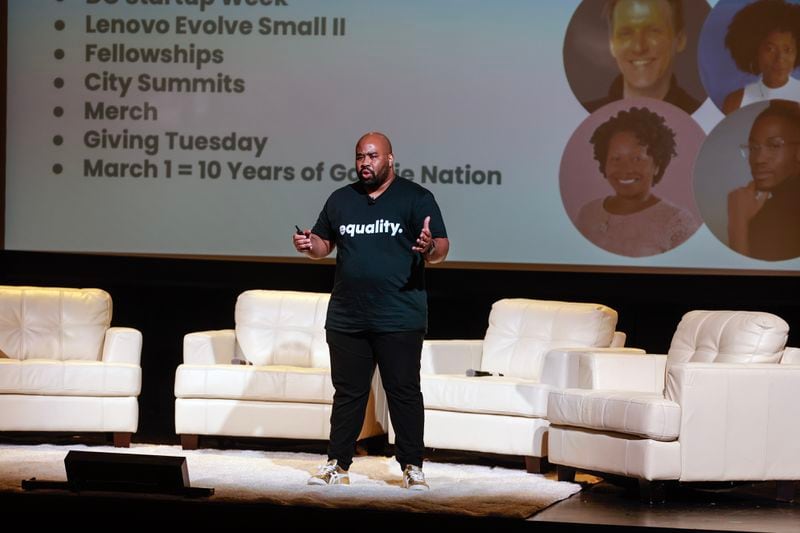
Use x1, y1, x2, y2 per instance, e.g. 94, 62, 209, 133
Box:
576, 106, 699, 257
722, 0, 800, 114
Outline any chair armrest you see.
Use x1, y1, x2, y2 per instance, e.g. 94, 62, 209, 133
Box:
102, 327, 143, 365
540, 347, 644, 388
183, 330, 236, 365
781, 346, 800, 364
420, 340, 483, 375
666, 362, 800, 481
611, 331, 627, 348
570, 350, 665, 392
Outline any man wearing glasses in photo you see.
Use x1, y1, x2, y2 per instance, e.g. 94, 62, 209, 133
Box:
728, 99, 800, 261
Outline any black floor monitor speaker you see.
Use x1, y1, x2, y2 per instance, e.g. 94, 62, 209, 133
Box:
60, 450, 213, 496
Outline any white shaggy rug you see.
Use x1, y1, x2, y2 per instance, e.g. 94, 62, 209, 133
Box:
0, 443, 580, 519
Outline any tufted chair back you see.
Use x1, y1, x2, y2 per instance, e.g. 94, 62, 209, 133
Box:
235, 290, 330, 368
667, 310, 788, 365
480, 298, 618, 380
0, 286, 111, 361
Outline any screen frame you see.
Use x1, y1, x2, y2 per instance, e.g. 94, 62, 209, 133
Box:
2, 2, 798, 277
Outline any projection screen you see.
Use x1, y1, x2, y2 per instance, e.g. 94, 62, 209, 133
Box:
5, 0, 800, 273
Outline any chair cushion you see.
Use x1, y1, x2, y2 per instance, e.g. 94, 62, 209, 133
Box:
0, 359, 140, 396
235, 290, 330, 368
0, 286, 111, 361
668, 310, 789, 364
175, 365, 335, 404
548, 388, 681, 442
421, 374, 551, 417
481, 299, 618, 380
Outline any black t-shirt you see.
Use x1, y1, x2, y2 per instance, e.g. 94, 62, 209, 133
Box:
583, 75, 702, 115
312, 177, 447, 333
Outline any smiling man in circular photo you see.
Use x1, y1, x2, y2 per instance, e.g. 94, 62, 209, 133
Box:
564, 0, 709, 114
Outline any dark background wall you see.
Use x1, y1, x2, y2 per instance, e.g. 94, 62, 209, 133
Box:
1, 250, 798, 442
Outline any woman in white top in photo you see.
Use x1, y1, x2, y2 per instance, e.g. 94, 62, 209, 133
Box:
722, 0, 800, 114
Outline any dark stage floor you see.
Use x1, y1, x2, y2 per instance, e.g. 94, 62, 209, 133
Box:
535, 479, 800, 532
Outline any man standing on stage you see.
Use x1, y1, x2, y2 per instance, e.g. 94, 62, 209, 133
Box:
293, 131, 449, 490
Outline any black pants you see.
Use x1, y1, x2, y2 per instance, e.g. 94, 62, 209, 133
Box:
326, 329, 425, 471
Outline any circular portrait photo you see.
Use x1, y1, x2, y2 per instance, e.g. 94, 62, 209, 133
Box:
560, 99, 705, 257
699, 0, 800, 116
564, 0, 710, 115
694, 99, 800, 261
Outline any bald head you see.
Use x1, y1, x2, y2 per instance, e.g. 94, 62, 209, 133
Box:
355, 131, 395, 192
357, 131, 393, 154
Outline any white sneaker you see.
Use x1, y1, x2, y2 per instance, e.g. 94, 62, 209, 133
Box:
308, 459, 350, 486
402, 464, 429, 491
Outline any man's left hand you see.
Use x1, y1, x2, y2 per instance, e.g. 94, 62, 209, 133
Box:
412, 216, 434, 255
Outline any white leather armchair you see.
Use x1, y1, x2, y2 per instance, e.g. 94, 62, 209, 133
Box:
547, 310, 798, 501
389, 298, 642, 472
0, 286, 142, 447
174, 290, 386, 449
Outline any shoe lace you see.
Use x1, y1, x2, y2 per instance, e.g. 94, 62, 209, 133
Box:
406, 466, 425, 483
317, 461, 339, 477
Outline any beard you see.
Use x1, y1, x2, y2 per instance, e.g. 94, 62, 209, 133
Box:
360, 164, 390, 191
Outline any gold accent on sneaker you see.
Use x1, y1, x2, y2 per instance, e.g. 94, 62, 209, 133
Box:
308, 459, 350, 486
402, 464, 429, 491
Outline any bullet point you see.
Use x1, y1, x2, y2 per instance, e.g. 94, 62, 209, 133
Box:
54, 49, 65, 60
54, 77, 64, 89
54, 20, 65, 31
53, 164, 63, 174
53, 135, 63, 146
53, 106, 63, 117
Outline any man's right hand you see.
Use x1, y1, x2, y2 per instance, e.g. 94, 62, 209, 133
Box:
293, 228, 313, 254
